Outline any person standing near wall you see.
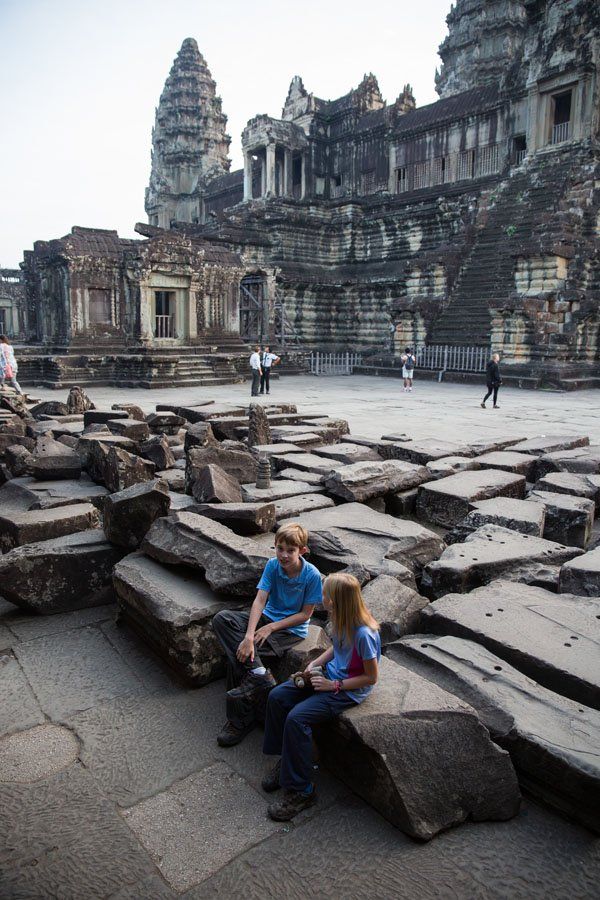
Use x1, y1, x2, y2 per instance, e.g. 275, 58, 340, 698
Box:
401, 347, 415, 392
249, 345, 262, 397
481, 352, 502, 409
0, 335, 22, 394
260, 346, 281, 395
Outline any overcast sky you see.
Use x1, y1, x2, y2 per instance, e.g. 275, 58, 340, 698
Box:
0, 0, 451, 267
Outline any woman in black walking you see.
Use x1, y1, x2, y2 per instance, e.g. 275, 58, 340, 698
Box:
481, 353, 501, 409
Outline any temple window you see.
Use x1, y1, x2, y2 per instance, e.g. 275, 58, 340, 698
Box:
88, 288, 112, 325
396, 167, 407, 192
478, 144, 499, 176
551, 90, 572, 144
513, 135, 527, 164
457, 149, 475, 181
413, 161, 430, 190
431, 157, 448, 185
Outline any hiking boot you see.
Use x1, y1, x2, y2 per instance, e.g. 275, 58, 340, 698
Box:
268, 787, 317, 821
480, 402, 486, 408
227, 670, 277, 702
493, 404, 500, 409
216, 719, 255, 748
261, 759, 282, 793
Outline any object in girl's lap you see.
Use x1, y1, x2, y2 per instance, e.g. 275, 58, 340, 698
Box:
291, 665, 323, 689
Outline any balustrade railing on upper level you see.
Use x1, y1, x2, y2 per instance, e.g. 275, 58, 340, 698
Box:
552, 122, 570, 144
155, 314, 174, 339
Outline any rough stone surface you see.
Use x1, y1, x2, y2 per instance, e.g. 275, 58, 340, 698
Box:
104, 479, 171, 549
417, 470, 527, 527
362, 575, 428, 645
510, 436, 590, 457
191, 463, 243, 504
270, 625, 332, 681
0, 529, 124, 613
190, 501, 276, 535
113, 551, 245, 685
423, 525, 581, 598
0, 502, 100, 552
0, 724, 79, 783
475, 451, 537, 480
183, 421, 218, 450
186, 445, 258, 490
247, 403, 271, 448
139, 434, 175, 470
324, 459, 430, 502
528, 489, 595, 549
313, 443, 382, 464
426, 456, 480, 478
242, 479, 321, 502
447, 497, 546, 542
421, 581, 600, 710
534, 471, 600, 510
146, 411, 186, 434
5, 444, 32, 476
84, 409, 130, 426
273, 492, 335, 523
534, 446, 600, 480
142, 511, 273, 598
156, 468, 186, 492
315, 656, 520, 840
559, 547, 600, 597
29, 400, 69, 419
108, 418, 150, 441
390, 635, 600, 834
271, 452, 343, 476
67, 385, 95, 413
0, 655, 45, 738
104, 447, 156, 493
30, 435, 82, 481
381, 439, 472, 465
112, 402, 146, 422
6, 474, 108, 510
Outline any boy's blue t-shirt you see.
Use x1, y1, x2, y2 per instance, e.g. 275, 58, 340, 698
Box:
257, 557, 322, 638
326, 624, 381, 703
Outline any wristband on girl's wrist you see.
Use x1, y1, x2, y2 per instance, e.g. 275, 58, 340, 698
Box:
334, 679, 343, 694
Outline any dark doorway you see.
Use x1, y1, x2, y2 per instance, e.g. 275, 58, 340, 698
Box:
154, 290, 175, 338
239, 276, 267, 342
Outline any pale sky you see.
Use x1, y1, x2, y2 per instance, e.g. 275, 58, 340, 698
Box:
0, 0, 451, 267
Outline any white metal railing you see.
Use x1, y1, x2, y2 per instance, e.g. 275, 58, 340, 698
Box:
416, 344, 488, 373
515, 149, 527, 164
155, 314, 174, 338
551, 122, 570, 144
310, 351, 363, 375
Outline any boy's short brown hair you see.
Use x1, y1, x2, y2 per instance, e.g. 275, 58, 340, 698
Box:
275, 522, 308, 549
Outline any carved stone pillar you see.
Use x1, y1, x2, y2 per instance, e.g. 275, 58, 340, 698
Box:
243, 151, 252, 201
283, 149, 292, 197
266, 142, 276, 197
260, 152, 266, 197
300, 153, 307, 199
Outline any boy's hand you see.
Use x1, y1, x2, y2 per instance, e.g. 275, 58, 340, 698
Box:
309, 674, 335, 692
254, 622, 275, 646
236, 636, 255, 663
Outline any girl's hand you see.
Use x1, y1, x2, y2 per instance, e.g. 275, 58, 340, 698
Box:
254, 622, 275, 646
236, 636, 255, 662
309, 674, 335, 692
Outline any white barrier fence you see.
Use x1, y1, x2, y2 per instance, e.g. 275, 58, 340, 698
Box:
416, 344, 489, 373
309, 351, 363, 375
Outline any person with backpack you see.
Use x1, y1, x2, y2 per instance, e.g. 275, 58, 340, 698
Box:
401, 347, 415, 392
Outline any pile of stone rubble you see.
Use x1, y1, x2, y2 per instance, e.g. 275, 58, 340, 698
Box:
0, 387, 598, 840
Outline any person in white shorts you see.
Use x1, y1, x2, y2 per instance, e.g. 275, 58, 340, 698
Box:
401, 347, 415, 392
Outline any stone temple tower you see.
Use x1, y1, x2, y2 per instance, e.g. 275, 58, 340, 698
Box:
435, 0, 528, 98
145, 38, 231, 228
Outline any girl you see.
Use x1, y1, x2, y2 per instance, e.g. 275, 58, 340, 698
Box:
262, 572, 380, 822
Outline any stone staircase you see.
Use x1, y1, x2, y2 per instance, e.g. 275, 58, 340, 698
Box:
430, 146, 588, 346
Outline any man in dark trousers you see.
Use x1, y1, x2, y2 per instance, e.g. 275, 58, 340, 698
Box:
481, 353, 502, 409
259, 346, 280, 395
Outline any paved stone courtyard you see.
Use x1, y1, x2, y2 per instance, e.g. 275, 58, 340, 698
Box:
2, 376, 600, 898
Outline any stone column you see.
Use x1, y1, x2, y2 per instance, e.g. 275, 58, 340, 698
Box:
243, 151, 252, 201
388, 143, 397, 193
260, 152, 266, 197
266, 142, 276, 197
300, 153, 307, 199
283, 149, 292, 197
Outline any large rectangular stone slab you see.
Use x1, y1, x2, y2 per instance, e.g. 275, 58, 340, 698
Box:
474, 451, 537, 480
323, 459, 429, 503
142, 511, 272, 598
273, 492, 335, 524
510, 435, 589, 456
467, 497, 545, 536
528, 489, 595, 549
270, 452, 343, 476
113, 552, 245, 685
315, 657, 519, 840
390, 635, 600, 834
423, 524, 581, 598
241, 479, 321, 502
186, 446, 257, 490
0, 530, 125, 613
534, 471, 600, 510
189, 501, 276, 535
381, 439, 473, 465
417, 470, 526, 527
534, 445, 600, 480
559, 546, 600, 597
0, 502, 100, 552
312, 443, 382, 464
421, 580, 600, 710
1, 474, 108, 509
361, 575, 428, 645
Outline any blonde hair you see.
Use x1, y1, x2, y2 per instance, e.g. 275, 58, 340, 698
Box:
275, 522, 308, 549
323, 573, 379, 645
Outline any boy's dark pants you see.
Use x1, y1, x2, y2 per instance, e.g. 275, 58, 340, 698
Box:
259, 368, 271, 394
212, 609, 301, 728
263, 682, 356, 791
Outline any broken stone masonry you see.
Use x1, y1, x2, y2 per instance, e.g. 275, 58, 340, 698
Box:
1, 387, 598, 847
12, 1, 600, 390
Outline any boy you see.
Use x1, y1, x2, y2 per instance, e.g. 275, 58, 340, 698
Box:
212, 522, 322, 747
259, 345, 281, 395
401, 347, 415, 393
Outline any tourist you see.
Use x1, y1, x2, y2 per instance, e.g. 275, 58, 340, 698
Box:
212, 522, 322, 748
481, 352, 502, 409
259, 345, 281, 395
401, 347, 415, 392
0, 335, 22, 394
262, 572, 380, 822
249, 345, 262, 396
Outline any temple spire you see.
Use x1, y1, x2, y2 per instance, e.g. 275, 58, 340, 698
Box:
145, 38, 231, 228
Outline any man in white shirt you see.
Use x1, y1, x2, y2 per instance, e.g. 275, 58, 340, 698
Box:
259, 346, 281, 395
249, 345, 262, 396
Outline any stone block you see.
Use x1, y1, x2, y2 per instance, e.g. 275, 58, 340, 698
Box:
323, 459, 429, 503
242, 479, 321, 502
155, 469, 185, 492
510, 435, 589, 456
422, 525, 581, 598
385, 488, 418, 516
84, 409, 129, 426
112, 402, 146, 422
186, 446, 257, 491
29, 400, 69, 419
559, 547, 600, 596
247, 404, 271, 447
421, 580, 600, 710
416, 470, 526, 527
447, 497, 546, 541
29, 436, 82, 481
534, 471, 600, 510
146, 411, 186, 434
104, 447, 156, 493
0, 502, 100, 552
0, 530, 124, 613
183, 421, 218, 450
0, 433, 35, 458
528, 489, 594, 549
270, 452, 342, 476
191, 463, 242, 504
426, 456, 480, 479
534, 445, 600, 480
390, 635, 600, 834
113, 551, 246, 685
273, 492, 335, 524
313, 443, 382, 464
475, 451, 537, 480
142, 511, 273, 598
66, 386, 94, 414
5, 444, 32, 477
103, 479, 171, 548
78, 434, 136, 472
275, 467, 324, 485
26, 420, 59, 438
361, 574, 428, 644
190, 501, 276, 535
4, 474, 108, 510
315, 656, 520, 840
139, 435, 175, 470
186, 403, 246, 421
270, 625, 331, 681
108, 419, 150, 442
382, 439, 473, 465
